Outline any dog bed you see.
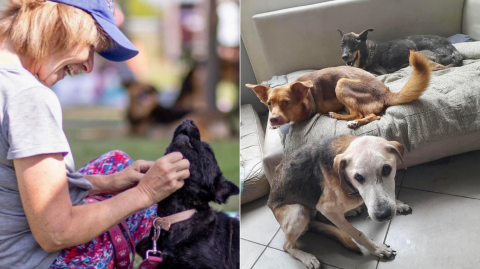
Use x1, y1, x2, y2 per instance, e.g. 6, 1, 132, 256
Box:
262, 41, 480, 166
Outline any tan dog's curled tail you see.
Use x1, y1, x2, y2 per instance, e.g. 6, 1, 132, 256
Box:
385, 51, 431, 106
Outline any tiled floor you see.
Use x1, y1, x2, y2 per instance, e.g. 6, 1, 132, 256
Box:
241, 150, 480, 269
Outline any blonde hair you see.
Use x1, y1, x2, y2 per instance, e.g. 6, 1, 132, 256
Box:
0, 0, 112, 61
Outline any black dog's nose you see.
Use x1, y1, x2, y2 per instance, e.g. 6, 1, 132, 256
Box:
184, 119, 195, 126
342, 55, 348, 61
374, 208, 392, 222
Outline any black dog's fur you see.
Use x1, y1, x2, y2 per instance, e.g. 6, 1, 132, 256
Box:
339, 28, 463, 75
138, 120, 239, 269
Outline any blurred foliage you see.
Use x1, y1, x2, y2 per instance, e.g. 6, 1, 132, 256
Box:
123, 0, 161, 17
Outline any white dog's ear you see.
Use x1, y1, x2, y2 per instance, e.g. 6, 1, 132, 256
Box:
388, 141, 406, 169
333, 154, 350, 191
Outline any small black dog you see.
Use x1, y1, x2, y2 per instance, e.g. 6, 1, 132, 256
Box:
338, 28, 463, 75
138, 119, 239, 269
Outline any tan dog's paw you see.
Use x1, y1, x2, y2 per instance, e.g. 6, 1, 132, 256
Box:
347, 121, 359, 129
345, 206, 364, 218
302, 254, 321, 269
373, 243, 396, 261
396, 200, 412, 215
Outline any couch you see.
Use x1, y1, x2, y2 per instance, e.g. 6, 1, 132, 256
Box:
240, 0, 480, 202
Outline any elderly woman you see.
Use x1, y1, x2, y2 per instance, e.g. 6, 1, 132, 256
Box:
0, 0, 190, 268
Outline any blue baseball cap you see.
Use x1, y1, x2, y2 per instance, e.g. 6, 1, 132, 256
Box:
49, 0, 139, 62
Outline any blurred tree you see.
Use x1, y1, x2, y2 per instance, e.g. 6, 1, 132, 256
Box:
205, 0, 220, 111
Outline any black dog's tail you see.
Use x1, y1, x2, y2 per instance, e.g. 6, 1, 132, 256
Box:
385, 51, 431, 106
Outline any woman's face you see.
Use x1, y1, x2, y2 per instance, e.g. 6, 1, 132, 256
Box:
35, 44, 94, 86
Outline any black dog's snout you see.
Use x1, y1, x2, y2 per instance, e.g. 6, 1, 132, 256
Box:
342, 55, 348, 61
374, 207, 392, 222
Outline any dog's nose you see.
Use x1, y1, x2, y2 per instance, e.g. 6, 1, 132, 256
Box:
374, 208, 392, 222
341, 55, 348, 61
270, 116, 280, 125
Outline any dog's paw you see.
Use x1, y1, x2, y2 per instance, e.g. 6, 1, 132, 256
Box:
347, 121, 359, 129
396, 200, 412, 215
345, 206, 364, 218
373, 243, 396, 261
328, 112, 335, 118
303, 254, 321, 269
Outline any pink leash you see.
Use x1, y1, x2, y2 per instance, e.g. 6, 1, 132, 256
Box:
137, 209, 198, 269
85, 196, 136, 269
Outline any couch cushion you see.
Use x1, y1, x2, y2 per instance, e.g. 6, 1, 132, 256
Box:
240, 104, 270, 204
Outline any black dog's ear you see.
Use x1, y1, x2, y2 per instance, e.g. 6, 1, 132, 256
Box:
357, 28, 374, 41
338, 29, 344, 38
215, 177, 239, 204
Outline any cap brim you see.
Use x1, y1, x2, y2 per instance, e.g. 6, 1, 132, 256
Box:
92, 14, 139, 62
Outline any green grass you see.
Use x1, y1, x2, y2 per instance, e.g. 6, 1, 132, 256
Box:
65, 130, 240, 212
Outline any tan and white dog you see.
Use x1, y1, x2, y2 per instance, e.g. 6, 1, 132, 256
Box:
268, 135, 412, 269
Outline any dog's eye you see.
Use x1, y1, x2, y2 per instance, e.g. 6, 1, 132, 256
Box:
354, 173, 365, 183
267, 101, 271, 106
283, 100, 289, 106
382, 165, 392, 177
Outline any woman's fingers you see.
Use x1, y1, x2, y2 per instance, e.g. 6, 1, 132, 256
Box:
172, 159, 190, 172
162, 152, 183, 163
133, 160, 155, 173
176, 169, 190, 181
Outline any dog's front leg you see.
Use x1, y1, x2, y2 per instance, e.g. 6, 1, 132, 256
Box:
321, 210, 396, 260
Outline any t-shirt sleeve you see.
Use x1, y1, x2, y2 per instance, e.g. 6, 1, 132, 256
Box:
5, 87, 70, 159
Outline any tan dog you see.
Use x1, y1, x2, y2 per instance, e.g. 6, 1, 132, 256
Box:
247, 51, 431, 129
268, 135, 412, 269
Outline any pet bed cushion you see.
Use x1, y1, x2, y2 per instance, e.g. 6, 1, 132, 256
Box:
260, 42, 480, 180
240, 104, 269, 204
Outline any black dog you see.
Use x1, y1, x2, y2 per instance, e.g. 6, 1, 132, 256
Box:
138, 120, 239, 269
338, 28, 463, 75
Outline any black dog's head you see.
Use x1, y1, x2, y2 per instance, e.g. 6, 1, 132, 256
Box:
338, 28, 373, 66
162, 119, 239, 212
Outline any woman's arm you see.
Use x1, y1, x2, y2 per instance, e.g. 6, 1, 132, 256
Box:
15, 152, 189, 253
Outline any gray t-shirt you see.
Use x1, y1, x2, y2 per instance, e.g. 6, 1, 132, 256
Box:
0, 65, 93, 268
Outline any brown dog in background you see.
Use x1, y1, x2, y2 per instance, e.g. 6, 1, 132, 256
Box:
125, 82, 231, 140
247, 51, 431, 129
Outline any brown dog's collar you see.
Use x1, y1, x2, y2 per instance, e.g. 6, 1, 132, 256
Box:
153, 209, 197, 231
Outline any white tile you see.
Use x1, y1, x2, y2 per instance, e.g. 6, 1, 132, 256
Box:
241, 196, 280, 245
253, 247, 339, 269
402, 150, 480, 198
379, 188, 480, 269
241, 239, 266, 269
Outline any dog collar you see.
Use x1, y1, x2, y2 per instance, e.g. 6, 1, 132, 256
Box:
153, 209, 198, 231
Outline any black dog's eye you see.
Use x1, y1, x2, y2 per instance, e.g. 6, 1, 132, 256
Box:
382, 165, 392, 177
283, 100, 289, 106
354, 173, 365, 183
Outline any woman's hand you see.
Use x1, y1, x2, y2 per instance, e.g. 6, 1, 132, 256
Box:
109, 160, 154, 193
135, 152, 190, 207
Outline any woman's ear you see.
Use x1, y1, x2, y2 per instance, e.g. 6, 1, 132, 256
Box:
214, 177, 239, 204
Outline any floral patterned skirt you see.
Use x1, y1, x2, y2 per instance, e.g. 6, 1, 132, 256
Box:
49, 150, 157, 269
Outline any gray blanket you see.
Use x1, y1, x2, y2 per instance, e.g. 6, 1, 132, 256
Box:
262, 42, 480, 156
